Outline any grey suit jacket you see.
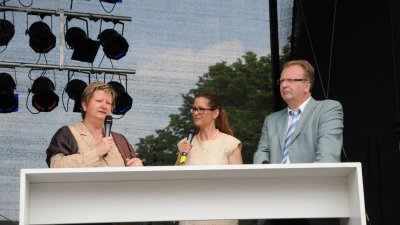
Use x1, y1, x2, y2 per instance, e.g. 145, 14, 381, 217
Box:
254, 97, 343, 164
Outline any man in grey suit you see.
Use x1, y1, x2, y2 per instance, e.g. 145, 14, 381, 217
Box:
254, 59, 343, 164
254, 60, 343, 225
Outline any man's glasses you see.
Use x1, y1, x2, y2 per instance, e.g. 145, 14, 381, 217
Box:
277, 78, 307, 85
190, 107, 215, 114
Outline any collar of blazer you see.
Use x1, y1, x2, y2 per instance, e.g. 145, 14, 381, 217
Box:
74, 121, 91, 136
278, 97, 317, 149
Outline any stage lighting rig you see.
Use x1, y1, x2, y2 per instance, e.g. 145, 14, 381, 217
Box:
30, 76, 59, 112
0, 72, 18, 113
98, 20, 129, 60
107, 79, 132, 115
0, 18, 15, 47
65, 17, 100, 63
64, 78, 88, 112
26, 13, 56, 54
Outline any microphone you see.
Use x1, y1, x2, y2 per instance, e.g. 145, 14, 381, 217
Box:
103, 115, 113, 157
179, 128, 195, 164
104, 115, 113, 137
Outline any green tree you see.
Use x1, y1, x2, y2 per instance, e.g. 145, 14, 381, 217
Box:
136, 52, 274, 165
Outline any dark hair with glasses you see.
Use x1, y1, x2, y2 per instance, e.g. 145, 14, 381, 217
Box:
282, 60, 315, 91
194, 91, 233, 136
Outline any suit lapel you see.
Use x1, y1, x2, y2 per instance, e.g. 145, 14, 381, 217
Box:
277, 109, 289, 151
291, 98, 317, 141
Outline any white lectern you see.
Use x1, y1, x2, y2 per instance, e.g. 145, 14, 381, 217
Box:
20, 163, 366, 225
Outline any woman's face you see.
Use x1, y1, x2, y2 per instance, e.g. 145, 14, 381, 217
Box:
82, 90, 113, 121
191, 97, 218, 128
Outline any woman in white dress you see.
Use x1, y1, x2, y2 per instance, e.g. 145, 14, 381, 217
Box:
176, 91, 243, 225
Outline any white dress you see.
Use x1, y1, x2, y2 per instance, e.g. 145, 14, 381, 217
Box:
178, 132, 241, 225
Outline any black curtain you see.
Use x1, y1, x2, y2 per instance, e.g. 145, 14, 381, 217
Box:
288, 0, 400, 224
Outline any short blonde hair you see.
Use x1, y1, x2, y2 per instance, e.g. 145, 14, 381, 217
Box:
81, 82, 116, 119
282, 60, 315, 90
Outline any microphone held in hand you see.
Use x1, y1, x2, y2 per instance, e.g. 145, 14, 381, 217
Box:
104, 115, 113, 137
103, 115, 113, 157
187, 128, 195, 143
179, 128, 195, 164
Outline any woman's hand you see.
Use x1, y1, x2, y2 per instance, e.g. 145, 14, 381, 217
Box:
175, 139, 192, 165
126, 157, 143, 167
96, 136, 114, 157
178, 139, 192, 154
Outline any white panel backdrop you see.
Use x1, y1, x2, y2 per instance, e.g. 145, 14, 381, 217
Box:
0, 0, 290, 221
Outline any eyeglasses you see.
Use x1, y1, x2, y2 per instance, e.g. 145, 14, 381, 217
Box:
190, 107, 215, 114
277, 78, 307, 85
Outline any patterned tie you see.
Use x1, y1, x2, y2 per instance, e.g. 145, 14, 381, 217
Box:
281, 109, 301, 164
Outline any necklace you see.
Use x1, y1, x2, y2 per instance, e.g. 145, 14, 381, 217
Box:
199, 129, 220, 141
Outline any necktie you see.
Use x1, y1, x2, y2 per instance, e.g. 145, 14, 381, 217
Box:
281, 109, 301, 163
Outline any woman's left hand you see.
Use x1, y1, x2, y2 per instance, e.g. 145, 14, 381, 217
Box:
126, 157, 143, 167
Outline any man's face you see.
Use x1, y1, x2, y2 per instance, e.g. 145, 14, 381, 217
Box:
279, 65, 311, 107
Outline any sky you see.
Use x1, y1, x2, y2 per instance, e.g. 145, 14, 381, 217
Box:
0, 0, 294, 221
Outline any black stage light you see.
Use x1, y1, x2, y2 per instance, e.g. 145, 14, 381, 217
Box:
65, 27, 86, 49
0, 73, 18, 113
65, 27, 100, 63
31, 77, 59, 112
27, 21, 56, 53
108, 81, 132, 115
65, 79, 87, 112
0, 19, 15, 46
98, 29, 129, 60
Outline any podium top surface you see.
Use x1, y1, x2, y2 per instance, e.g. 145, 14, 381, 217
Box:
21, 162, 361, 183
